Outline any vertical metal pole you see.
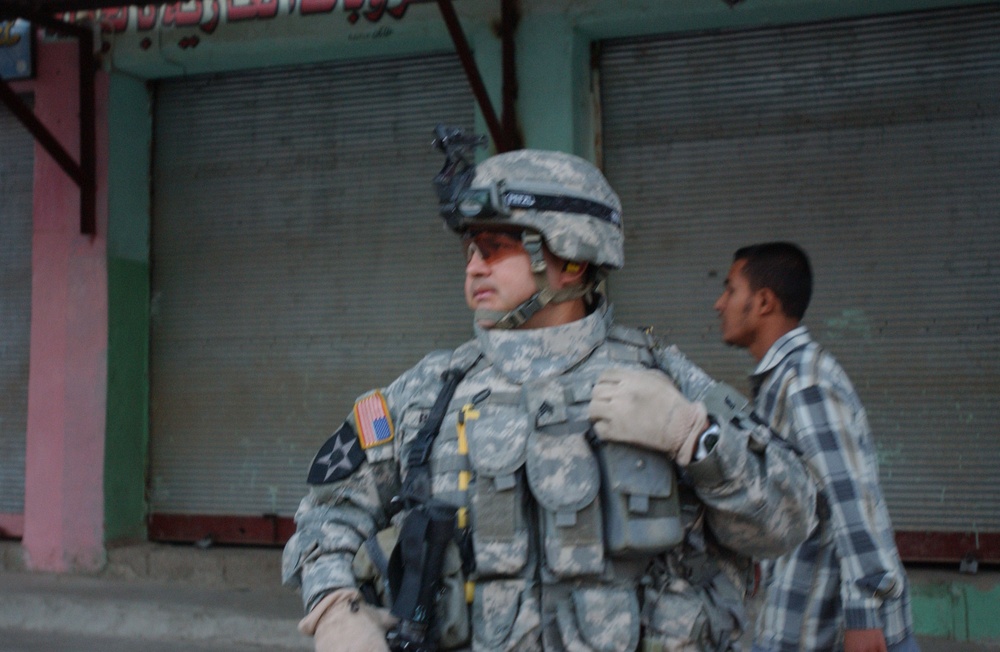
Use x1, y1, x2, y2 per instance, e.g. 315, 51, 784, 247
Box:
435, 0, 509, 151
500, 0, 522, 151
78, 23, 96, 235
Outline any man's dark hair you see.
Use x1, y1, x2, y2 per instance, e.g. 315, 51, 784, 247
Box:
734, 242, 812, 320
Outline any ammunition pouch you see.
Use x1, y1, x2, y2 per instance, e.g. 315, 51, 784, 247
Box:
594, 440, 683, 557
465, 396, 531, 577
526, 428, 605, 577
555, 584, 641, 652
640, 567, 745, 652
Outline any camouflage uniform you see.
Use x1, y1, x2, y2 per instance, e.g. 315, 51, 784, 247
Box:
282, 148, 815, 651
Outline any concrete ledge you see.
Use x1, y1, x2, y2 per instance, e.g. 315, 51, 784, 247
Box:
1, 540, 26, 571
3, 540, 284, 590
103, 542, 284, 590
1, 542, 309, 650
6, 541, 996, 649
0, 569, 310, 651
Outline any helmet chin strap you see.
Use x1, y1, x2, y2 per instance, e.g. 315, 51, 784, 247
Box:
475, 233, 591, 330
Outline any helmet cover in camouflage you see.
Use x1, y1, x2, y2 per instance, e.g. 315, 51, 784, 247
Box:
453, 150, 625, 269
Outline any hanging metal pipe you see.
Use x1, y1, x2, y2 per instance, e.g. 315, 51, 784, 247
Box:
500, 0, 522, 150
436, 0, 514, 152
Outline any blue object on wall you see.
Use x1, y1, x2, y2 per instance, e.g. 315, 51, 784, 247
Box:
1, 20, 33, 81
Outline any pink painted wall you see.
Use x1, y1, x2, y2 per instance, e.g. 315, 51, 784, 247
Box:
20, 39, 110, 572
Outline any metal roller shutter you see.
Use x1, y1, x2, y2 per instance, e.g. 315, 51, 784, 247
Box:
0, 98, 33, 524
150, 53, 474, 529
600, 6, 1000, 540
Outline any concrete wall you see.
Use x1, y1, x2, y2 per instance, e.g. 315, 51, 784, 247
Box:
20, 40, 110, 571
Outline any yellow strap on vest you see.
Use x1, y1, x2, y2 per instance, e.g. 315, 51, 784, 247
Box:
456, 404, 479, 529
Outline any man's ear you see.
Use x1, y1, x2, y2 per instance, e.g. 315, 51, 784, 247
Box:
757, 287, 781, 316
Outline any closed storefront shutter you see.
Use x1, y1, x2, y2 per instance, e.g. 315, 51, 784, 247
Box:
600, 5, 1000, 548
0, 98, 33, 529
150, 52, 473, 537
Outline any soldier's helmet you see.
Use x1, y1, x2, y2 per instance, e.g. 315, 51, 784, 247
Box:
439, 149, 625, 269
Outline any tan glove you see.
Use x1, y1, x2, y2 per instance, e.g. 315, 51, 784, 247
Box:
299, 588, 398, 652
589, 367, 709, 466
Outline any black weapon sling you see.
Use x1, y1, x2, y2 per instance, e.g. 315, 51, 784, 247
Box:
386, 364, 472, 652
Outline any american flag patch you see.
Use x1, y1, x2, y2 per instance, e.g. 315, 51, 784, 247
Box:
353, 391, 395, 450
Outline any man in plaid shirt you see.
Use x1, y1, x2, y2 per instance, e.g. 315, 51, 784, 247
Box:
713, 242, 917, 652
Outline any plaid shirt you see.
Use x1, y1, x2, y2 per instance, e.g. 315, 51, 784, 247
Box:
751, 327, 914, 651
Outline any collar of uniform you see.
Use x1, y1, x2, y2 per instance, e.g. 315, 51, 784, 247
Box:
750, 325, 812, 380
473, 298, 611, 384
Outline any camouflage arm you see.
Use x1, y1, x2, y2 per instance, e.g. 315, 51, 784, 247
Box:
281, 460, 389, 612
282, 350, 455, 612
653, 345, 718, 401
685, 417, 816, 558
654, 344, 816, 558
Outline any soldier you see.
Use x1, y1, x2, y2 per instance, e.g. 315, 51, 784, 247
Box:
282, 141, 816, 652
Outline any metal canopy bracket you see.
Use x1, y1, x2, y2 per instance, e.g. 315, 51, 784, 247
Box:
436, 0, 522, 153
0, 12, 96, 235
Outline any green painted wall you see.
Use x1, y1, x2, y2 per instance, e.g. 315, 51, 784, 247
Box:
104, 73, 151, 543
911, 576, 1000, 641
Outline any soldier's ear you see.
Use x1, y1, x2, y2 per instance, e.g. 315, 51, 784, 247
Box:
560, 260, 588, 283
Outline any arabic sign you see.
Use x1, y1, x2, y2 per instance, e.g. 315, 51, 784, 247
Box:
57, 0, 420, 36
0, 19, 33, 80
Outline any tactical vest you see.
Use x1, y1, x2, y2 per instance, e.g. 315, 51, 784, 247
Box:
392, 325, 688, 650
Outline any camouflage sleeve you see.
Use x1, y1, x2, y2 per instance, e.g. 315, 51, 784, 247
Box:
282, 460, 391, 611
685, 414, 816, 558
653, 344, 718, 400
654, 345, 816, 559
281, 351, 453, 612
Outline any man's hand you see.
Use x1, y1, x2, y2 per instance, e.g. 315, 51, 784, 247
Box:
844, 628, 888, 652
589, 368, 708, 465
299, 588, 398, 652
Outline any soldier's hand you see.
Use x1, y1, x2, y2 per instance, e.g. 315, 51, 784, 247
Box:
589, 368, 708, 465
299, 588, 398, 652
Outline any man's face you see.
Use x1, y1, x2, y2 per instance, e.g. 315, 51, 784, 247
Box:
463, 229, 538, 325
714, 258, 760, 349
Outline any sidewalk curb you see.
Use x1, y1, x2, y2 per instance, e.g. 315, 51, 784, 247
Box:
0, 571, 311, 650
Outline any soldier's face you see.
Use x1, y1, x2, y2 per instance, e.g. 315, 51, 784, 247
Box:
714, 259, 760, 349
464, 230, 538, 323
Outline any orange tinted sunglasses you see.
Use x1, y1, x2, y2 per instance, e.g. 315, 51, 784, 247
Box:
461, 231, 526, 265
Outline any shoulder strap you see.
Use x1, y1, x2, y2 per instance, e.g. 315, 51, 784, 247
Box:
402, 349, 482, 503
607, 323, 656, 349
387, 350, 481, 646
